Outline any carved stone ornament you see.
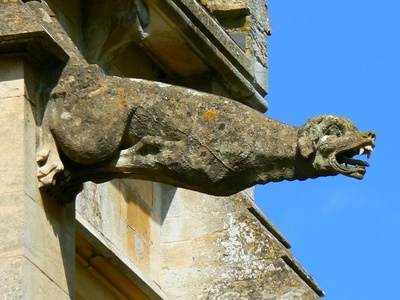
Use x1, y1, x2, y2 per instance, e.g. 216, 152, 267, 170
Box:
37, 62, 376, 202
16, 0, 375, 203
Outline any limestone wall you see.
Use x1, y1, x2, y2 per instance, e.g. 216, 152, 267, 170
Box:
75, 180, 323, 299
0, 54, 75, 300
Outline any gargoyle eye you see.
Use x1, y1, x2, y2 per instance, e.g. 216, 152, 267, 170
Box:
325, 125, 342, 137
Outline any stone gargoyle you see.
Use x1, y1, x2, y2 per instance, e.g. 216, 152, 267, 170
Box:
37, 63, 376, 202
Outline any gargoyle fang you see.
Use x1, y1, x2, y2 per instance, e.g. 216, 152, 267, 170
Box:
365, 145, 374, 159
357, 145, 374, 158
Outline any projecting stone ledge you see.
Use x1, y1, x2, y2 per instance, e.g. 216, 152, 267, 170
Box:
0, 3, 67, 66
162, 0, 270, 111
200, 0, 250, 18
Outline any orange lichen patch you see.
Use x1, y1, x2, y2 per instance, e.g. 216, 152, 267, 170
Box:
241, 17, 252, 34
242, 129, 247, 134
201, 110, 217, 121
148, 92, 155, 97
268, 242, 278, 251
247, 47, 254, 56
258, 272, 268, 279
291, 280, 300, 286
120, 100, 127, 107
169, 97, 176, 103
133, 91, 139, 97
177, 103, 183, 109
118, 89, 125, 95
22, 23, 28, 28
14, 15, 20, 21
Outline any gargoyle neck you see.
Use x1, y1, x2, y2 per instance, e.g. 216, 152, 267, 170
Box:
251, 122, 313, 184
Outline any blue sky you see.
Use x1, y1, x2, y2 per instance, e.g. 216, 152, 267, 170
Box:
256, 1, 399, 299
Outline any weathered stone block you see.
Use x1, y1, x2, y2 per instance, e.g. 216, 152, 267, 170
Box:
0, 96, 25, 195
127, 187, 151, 242
162, 241, 193, 269
124, 179, 153, 208
127, 227, 150, 272
24, 258, 71, 300
24, 195, 76, 295
0, 195, 24, 257
77, 181, 126, 240
0, 256, 23, 299
0, 58, 25, 99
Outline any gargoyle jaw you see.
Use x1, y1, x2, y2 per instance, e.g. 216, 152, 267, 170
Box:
333, 141, 375, 179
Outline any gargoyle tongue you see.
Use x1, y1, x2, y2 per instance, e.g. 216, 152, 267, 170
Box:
336, 154, 370, 167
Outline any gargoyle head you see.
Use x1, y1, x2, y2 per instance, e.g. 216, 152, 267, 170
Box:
298, 115, 376, 179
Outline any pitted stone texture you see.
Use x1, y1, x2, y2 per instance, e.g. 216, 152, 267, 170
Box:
157, 188, 322, 299
0, 1, 43, 37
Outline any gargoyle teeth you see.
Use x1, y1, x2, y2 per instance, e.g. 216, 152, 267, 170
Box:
365, 145, 373, 151
357, 145, 374, 159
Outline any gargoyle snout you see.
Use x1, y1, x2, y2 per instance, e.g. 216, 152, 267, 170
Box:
363, 131, 376, 143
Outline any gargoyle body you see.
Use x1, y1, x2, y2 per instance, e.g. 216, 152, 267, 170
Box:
37, 63, 376, 201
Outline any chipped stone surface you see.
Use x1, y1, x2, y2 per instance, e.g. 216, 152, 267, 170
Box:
157, 188, 323, 299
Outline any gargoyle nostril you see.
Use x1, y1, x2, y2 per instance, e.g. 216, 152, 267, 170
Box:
367, 131, 376, 141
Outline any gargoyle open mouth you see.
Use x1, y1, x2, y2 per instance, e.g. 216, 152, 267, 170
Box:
334, 143, 374, 179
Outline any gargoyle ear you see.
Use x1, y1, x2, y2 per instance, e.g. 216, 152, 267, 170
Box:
297, 115, 334, 158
